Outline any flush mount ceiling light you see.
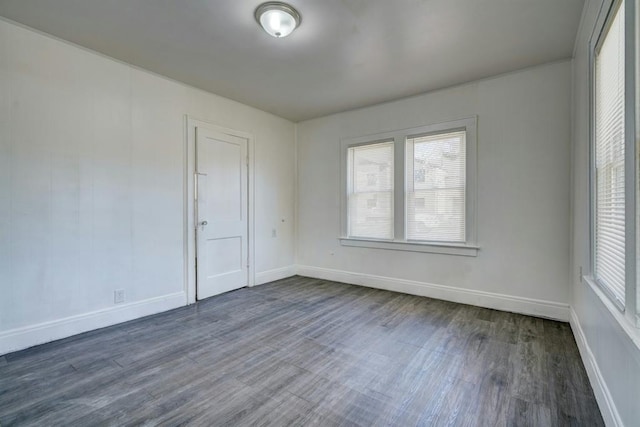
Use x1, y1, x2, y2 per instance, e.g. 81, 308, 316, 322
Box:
254, 2, 301, 38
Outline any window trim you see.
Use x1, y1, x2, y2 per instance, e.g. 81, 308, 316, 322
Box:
340, 117, 478, 256
587, 0, 638, 324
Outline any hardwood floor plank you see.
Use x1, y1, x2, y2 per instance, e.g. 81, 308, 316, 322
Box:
506, 397, 552, 427
509, 337, 549, 405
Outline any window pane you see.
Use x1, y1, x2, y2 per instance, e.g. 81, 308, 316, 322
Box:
347, 142, 394, 239
406, 131, 466, 242
594, 0, 625, 304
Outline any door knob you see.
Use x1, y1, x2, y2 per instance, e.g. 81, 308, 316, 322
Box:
199, 220, 208, 227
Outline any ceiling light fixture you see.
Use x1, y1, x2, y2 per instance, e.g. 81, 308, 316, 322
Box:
254, 2, 301, 38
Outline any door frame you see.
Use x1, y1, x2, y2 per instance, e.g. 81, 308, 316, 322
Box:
184, 116, 255, 304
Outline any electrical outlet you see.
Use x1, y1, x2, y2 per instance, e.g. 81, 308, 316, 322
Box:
272, 228, 277, 238
114, 289, 125, 304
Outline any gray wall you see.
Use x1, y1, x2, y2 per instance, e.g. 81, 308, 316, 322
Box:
0, 19, 296, 354
296, 60, 572, 312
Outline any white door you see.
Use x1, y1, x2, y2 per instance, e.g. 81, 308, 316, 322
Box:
196, 127, 248, 299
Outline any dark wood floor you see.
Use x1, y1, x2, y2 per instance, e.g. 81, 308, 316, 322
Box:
0, 276, 603, 426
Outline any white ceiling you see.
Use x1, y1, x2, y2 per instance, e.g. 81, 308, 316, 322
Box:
0, 0, 584, 122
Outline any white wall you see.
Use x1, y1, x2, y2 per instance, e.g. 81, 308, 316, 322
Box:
296, 61, 572, 318
0, 19, 296, 354
570, 0, 640, 425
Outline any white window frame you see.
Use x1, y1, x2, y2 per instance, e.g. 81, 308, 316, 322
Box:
587, 0, 639, 328
340, 117, 478, 257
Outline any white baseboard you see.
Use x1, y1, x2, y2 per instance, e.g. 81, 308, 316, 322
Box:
254, 265, 297, 286
296, 265, 569, 321
569, 308, 622, 427
0, 265, 569, 354
0, 292, 186, 356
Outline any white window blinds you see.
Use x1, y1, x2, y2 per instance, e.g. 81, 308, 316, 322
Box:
347, 142, 394, 239
594, 0, 625, 304
406, 131, 466, 242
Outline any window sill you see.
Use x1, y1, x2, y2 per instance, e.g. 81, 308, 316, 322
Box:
583, 275, 640, 352
339, 238, 479, 257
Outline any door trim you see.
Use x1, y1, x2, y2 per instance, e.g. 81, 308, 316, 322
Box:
184, 116, 255, 304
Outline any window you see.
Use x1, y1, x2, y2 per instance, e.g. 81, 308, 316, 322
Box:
594, 0, 626, 305
406, 131, 466, 242
589, 0, 638, 321
341, 117, 478, 256
347, 141, 394, 239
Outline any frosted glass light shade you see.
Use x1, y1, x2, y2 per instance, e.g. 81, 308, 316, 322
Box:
255, 2, 301, 38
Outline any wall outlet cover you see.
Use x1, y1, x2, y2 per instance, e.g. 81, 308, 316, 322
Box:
114, 289, 125, 304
